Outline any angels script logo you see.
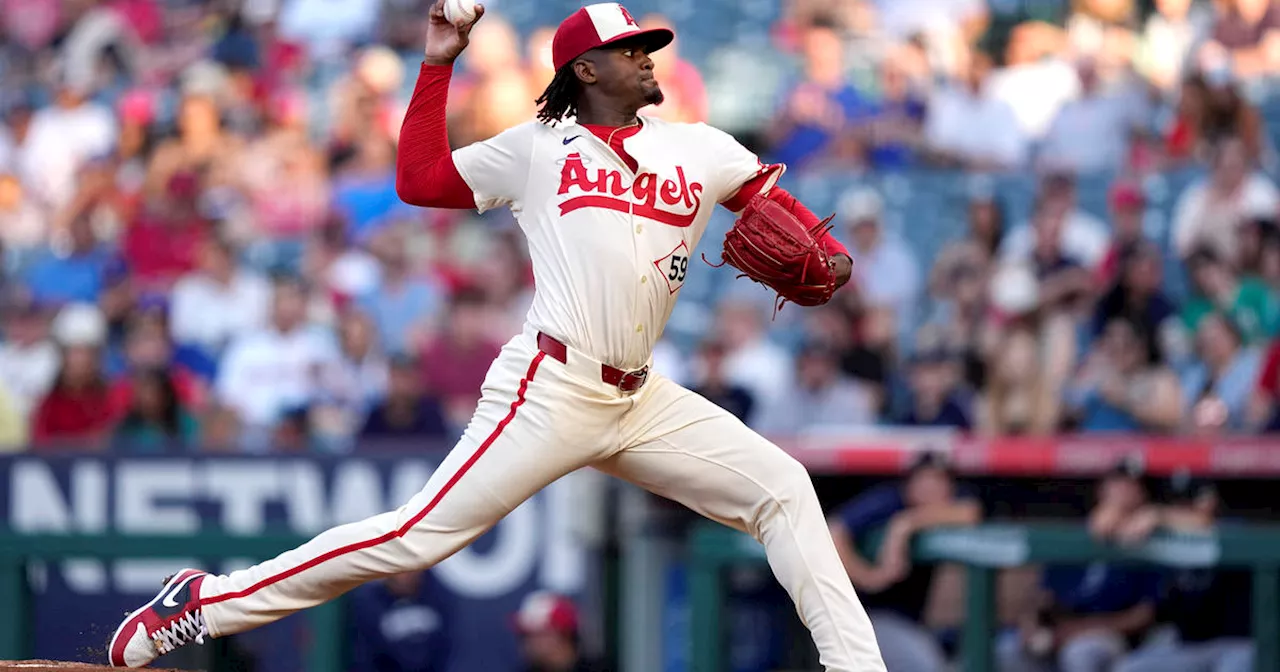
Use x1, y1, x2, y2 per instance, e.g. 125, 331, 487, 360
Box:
557, 153, 704, 228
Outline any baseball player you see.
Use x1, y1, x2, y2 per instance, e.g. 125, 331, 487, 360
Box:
108, 3, 887, 670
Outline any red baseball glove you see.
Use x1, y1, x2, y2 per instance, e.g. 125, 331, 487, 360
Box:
710, 193, 839, 312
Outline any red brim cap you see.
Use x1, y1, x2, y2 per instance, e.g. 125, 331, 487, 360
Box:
552, 3, 674, 72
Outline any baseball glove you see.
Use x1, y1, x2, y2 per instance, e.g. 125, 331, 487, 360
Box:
709, 193, 839, 312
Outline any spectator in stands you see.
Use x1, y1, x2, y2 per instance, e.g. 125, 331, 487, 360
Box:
277, 0, 382, 62
1162, 73, 1209, 165
1096, 181, 1149, 287
305, 213, 382, 309
16, 68, 116, 211
1236, 216, 1280, 281
715, 298, 793, 412
332, 134, 413, 242
1204, 0, 1280, 81
828, 452, 981, 672
924, 243, 990, 390
215, 275, 338, 449
22, 211, 115, 305
923, 50, 1028, 170
1001, 173, 1111, 271
1182, 245, 1279, 345
473, 229, 535, 343
1183, 311, 1263, 433
448, 16, 533, 145
1000, 458, 1159, 672
0, 169, 45, 252
170, 236, 271, 358
514, 591, 607, 672
688, 337, 756, 424
143, 91, 241, 206
328, 46, 405, 161
839, 187, 921, 334
981, 263, 1077, 435
1068, 315, 1183, 432
122, 171, 211, 291
111, 367, 199, 453
360, 225, 443, 356
1137, 0, 1215, 95
757, 340, 877, 436
1093, 242, 1183, 354
359, 354, 449, 445
236, 95, 330, 240
108, 305, 209, 417
419, 287, 502, 432
1038, 58, 1142, 173
1115, 475, 1254, 672
765, 19, 869, 169
200, 403, 243, 452
639, 14, 707, 124
0, 292, 59, 425
1171, 135, 1279, 264
349, 570, 454, 672
525, 26, 558, 96
857, 49, 927, 169
311, 309, 388, 451
895, 329, 974, 429
32, 303, 114, 450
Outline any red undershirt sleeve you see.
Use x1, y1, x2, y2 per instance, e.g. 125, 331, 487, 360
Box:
395, 63, 477, 210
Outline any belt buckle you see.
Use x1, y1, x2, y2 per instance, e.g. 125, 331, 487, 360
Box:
618, 366, 649, 392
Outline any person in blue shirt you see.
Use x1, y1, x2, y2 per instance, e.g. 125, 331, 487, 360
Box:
1116, 474, 1253, 672
827, 452, 982, 672
998, 458, 1160, 672
349, 570, 454, 672
22, 213, 116, 305
765, 20, 871, 170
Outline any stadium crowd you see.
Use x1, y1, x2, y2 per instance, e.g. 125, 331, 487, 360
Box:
1, 1, 1278, 672
3, 0, 1280, 453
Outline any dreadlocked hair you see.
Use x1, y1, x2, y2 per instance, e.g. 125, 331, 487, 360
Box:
536, 66, 580, 124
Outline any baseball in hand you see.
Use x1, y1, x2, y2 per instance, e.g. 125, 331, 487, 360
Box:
443, 0, 477, 24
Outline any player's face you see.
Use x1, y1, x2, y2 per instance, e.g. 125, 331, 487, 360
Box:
591, 41, 665, 109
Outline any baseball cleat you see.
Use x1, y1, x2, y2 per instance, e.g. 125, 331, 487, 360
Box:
107, 568, 209, 667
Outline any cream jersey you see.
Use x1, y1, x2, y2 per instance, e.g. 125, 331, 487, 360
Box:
453, 117, 781, 370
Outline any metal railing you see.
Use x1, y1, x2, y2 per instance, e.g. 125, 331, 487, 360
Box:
689, 522, 1280, 672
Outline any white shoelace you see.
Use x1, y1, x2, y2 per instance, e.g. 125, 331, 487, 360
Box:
152, 610, 207, 654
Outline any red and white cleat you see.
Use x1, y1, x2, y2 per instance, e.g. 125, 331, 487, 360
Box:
107, 568, 209, 668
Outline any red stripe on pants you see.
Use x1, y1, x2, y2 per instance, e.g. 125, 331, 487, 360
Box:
201, 351, 547, 607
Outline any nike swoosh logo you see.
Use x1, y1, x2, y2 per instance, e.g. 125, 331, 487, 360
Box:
161, 573, 200, 608
563, 135, 581, 145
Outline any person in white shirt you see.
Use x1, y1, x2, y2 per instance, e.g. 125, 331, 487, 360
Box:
170, 237, 272, 357
1172, 135, 1280, 264
17, 72, 116, 210
0, 295, 59, 423
924, 50, 1028, 170
755, 341, 878, 436
716, 298, 794, 415
1037, 59, 1145, 173
1000, 173, 1112, 270
277, 0, 382, 61
214, 276, 338, 444
838, 187, 921, 332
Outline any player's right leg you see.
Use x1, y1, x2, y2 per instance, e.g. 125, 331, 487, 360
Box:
109, 332, 616, 667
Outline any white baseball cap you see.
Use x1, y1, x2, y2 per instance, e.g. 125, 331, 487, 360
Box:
52, 303, 106, 347
838, 186, 884, 224
989, 263, 1040, 315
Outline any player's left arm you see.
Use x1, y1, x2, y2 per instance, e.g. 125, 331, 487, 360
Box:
709, 126, 853, 288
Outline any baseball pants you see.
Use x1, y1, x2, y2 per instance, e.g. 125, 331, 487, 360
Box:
198, 326, 886, 672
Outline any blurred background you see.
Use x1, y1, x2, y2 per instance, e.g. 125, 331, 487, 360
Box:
4, 0, 1280, 671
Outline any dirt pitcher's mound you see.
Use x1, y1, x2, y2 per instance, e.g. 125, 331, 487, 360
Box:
0, 662, 190, 671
